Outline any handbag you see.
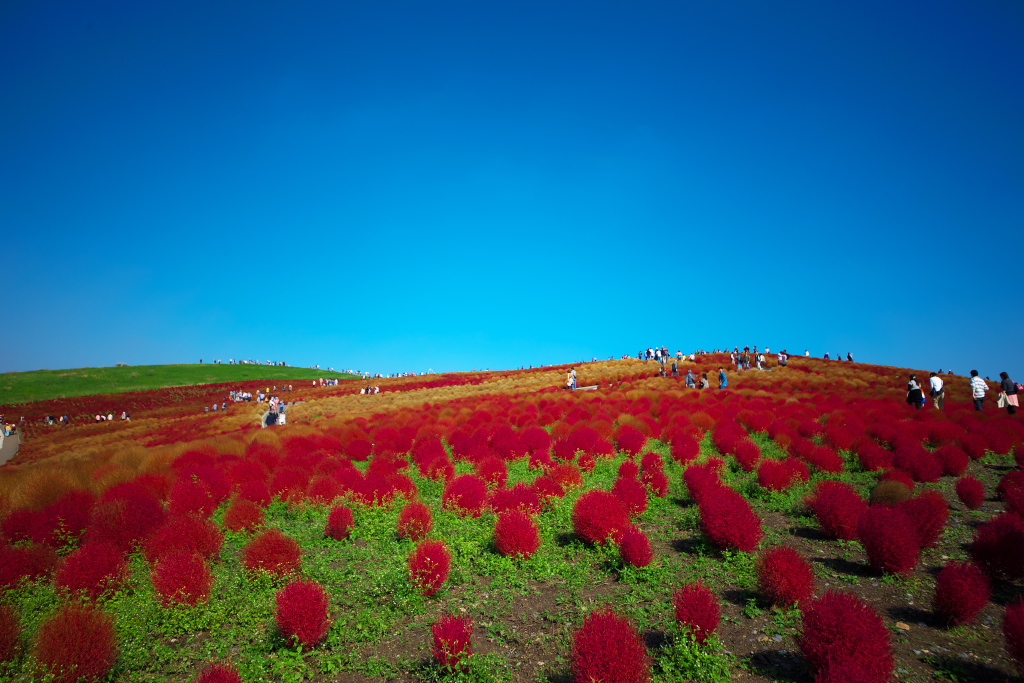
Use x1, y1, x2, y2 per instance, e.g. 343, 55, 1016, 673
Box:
998, 393, 1008, 409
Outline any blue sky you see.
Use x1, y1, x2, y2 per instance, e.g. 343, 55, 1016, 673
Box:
3, 0, 1022, 379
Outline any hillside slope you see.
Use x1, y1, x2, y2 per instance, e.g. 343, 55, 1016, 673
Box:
0, 364, 357, 405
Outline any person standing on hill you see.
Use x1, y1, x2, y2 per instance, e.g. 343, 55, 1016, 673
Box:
929, 372, 945, 410
970, 370, 988, 411
700, 373, 710, 389
571, 367, 577, 390
998, 372, 1018, 415
718, 367, 728, 389
906, 375, 925, 410
685, 369, 696, 388
671, 358, 679, 376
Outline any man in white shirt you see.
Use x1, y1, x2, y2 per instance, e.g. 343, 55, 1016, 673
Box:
970, 370, 988, 411
929, 372, 945, 410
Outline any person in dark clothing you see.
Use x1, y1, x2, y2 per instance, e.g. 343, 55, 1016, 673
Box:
999, 372, 1019, 415
906, 374, 925, 410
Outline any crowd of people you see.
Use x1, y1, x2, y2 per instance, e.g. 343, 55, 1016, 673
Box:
909, 370, 1020, 415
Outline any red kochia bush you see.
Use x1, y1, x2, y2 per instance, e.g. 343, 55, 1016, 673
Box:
618, 526, 654, 568
571, 607, 651, 683
572, 490, 631, 545
612, 477, 649, 517
956, 476, 986, 510
494, 509, 540, 559
242, 529, 302, 578
168, 478, 217, 518
757, 546, 814, 607
857, 506, 920, 576
276, 579, 330, 648
970, 512, 1024, 580
54, 542, 128, 599
799, 591, 893, 683
397, 501, 434, 541
87, 491, 165, 550
0, 604, 19, 663
223, 498, 265, 532
933, 561, 991, 626
408, 539, 452, 596
897, 490, 949, 548
442, 475, 489, 517
1005, 599, 1024, 675
807, 480, 867, 541
325, 505, 355, 540
432, 613, 473, 671
490, 483, 543, 516
935, 445, 970, 477
699, 487, 763, 552
615, 425, 647, 456
151, 551, 213, 606
673, 582, 720, 644
670, 434, 700, 464
32, 604, 117, 683
195, 662, 243, 683
145, 515, 224, 565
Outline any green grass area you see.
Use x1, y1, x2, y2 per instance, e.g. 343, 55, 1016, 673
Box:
0, 364, 358, 405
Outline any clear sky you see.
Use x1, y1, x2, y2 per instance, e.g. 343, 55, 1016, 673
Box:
3, 1, 1022, 380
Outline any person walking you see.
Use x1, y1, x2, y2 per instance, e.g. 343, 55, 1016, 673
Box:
906, 374, 925, 410
718, 367, 728, 389
929, 372, 945, 410
998, 372, 1018, 415
571, 368, 577, 390
671, 359, 679, 376
566, 369, 573, 391
970, 370, 988, 411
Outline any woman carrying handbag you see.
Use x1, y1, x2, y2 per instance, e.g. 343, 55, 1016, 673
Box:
998, 372, 1019, 415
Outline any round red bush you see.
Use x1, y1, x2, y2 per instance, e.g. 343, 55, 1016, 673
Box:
325, 505, 355, 541
618, 526, 653, 568
699, 487, 763, 552
799, 591, 893, 683
490, 483, 542, 516
955, 476, 986, 510
54, 542, 128, 599
408, 539, 451, 596
933, 561, 990, 626
494, 509, 540, 559
1005, 599, 1024, 675
673, 582, 720, 644
242, 529, 302, 578
397, 501, 434, 541
442, 475, 489, 517
757, 546, 814, 607
276, 579, 330, 648
641, 468, 670, 498
223, 498, 265, 532
611, 477, 648, 518
432, 613, 473, 671
572, 490, 631, 545
615, 425, 647, 456
935, 445, 970, 477
970, 512, 1024, 581
807, 480, 867, 541
195, 662, 243, 683
145, 514, 224, 565
897, 491, 948, 548
474, 456, 508, 489
571, 607, 650, 683
32, 604, 117, 683
857, 506, 920, 576
168, 478, 217, 518
151, 551, 213, 606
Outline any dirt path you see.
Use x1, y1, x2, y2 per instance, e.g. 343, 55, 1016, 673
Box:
0, 430, 21, 465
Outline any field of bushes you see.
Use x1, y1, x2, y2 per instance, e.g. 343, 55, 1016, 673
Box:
0, 356, 1022, 682
0, 364, 358, 406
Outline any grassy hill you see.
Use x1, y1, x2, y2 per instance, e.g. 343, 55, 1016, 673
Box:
0, 364, 358, 405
